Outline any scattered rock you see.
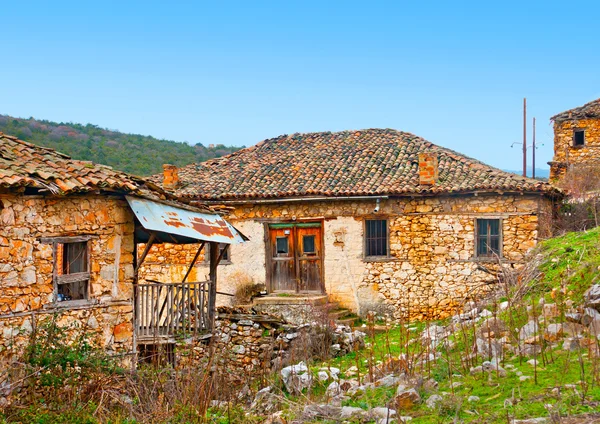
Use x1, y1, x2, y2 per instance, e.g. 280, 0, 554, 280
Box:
562, 337, 582, 351
395, 387, 421, 409
281, 361, 312, 394
519, 320, 540, 340
519, 375, 532, 382
583, 307, 600, 326
317, 371, 329, 382
589, 319, 600, 338
482, 361, 507, 377
544, 323, 564, 342
542, 303, 559, 319
470, 365, 483, 375
325, 381, 340, 397
302, 404, 341, 420
585, 284, 600, 310
520, 344, 542, 357
370, 406, 397, 419
468, 395, 480, 403
426, 394, 443, 409
476, 337, 504, 360
340, 406, 365, 419
563, 322, 586, 336
512, 418, 547, 423
479, 309, 493, 318
263, 411, 286, 424
250, 387, 280, 414
376, 374, 403, 387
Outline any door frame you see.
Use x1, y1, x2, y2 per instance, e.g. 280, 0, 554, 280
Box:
264, 220, 325, 294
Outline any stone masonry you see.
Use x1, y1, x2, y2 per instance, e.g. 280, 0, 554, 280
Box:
144, 194, 554, 321
550, 118, 600, 184
0, 194, 135, 358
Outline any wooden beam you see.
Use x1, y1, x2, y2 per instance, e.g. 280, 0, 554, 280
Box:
134, 232, 156, 277
181, 241, 206, 283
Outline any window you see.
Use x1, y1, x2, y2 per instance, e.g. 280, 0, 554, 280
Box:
303, 235, 316, 254
365, 219, 388, 258
55, 240, 90, 301
476, 219, 501, 258
276, 237, 289, 255
204, 243, 230, 264
573, 129, 585, 147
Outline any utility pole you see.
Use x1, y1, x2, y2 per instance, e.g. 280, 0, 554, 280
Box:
532, 117, 536, 179
523, 98, 527, 177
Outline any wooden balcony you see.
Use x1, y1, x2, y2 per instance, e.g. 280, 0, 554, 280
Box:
135, 281, 213, 341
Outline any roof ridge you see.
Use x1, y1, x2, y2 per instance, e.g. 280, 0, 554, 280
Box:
168, 128, 558, 200
551, 97, 600, 121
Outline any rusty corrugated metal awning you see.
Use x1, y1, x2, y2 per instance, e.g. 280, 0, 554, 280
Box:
126, 196, 246, 245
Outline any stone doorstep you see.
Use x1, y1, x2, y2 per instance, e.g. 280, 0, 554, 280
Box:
252, 294, 329, 306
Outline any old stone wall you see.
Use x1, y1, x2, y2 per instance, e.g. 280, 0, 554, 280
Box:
550, 119, 600, 183
143, 194, 553, 320
0, 193, 136, 357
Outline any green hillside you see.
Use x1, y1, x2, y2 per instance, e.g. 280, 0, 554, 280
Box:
0, 115, 242, 176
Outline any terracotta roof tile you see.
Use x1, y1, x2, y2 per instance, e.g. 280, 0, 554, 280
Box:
160, 129, 558, 200
0, 132, 152, 195
0, 133, 219, 213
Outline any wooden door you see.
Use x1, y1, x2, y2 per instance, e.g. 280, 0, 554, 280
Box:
297, 224, 323, 292
268, 223, 323, 293
269, 226, 296, 291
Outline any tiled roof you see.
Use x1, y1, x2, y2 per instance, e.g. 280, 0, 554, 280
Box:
0, 133, 215, 212
552, 98, 600, 122
162, 129, 558, 200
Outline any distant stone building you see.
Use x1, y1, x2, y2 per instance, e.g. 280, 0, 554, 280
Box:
549, 98, 600, 184
155, 129, 560, 320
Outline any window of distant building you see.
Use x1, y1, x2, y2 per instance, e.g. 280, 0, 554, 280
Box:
573, 129, 585, 147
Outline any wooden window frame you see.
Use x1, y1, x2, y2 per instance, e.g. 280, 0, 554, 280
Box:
363, 218, 390, 261
474, 218, 502, 259
203, 243, 231, 265
573, 129, 586, 148
41, 235, 92, 306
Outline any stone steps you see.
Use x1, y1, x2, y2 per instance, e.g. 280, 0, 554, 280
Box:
325, 303, 360, 327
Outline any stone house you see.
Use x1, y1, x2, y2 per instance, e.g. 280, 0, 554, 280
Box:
549, 98, 600, 185
0, 133, 244, 362
153, 129, 560, 320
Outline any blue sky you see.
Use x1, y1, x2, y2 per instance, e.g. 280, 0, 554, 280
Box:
2, 1, 599, 172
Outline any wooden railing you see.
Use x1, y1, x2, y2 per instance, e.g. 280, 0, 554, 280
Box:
135, 281, 211, 339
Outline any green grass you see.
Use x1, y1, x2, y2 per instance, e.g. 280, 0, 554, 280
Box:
537, 227, 600, 303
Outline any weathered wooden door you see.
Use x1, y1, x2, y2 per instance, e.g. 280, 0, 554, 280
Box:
269, 226, 296, 291
268, 223, 323, 293
297, 225, 322, 292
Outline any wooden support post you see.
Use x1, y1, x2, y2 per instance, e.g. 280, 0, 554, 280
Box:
182, 241, 206, 283
208, 241, 220, 330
